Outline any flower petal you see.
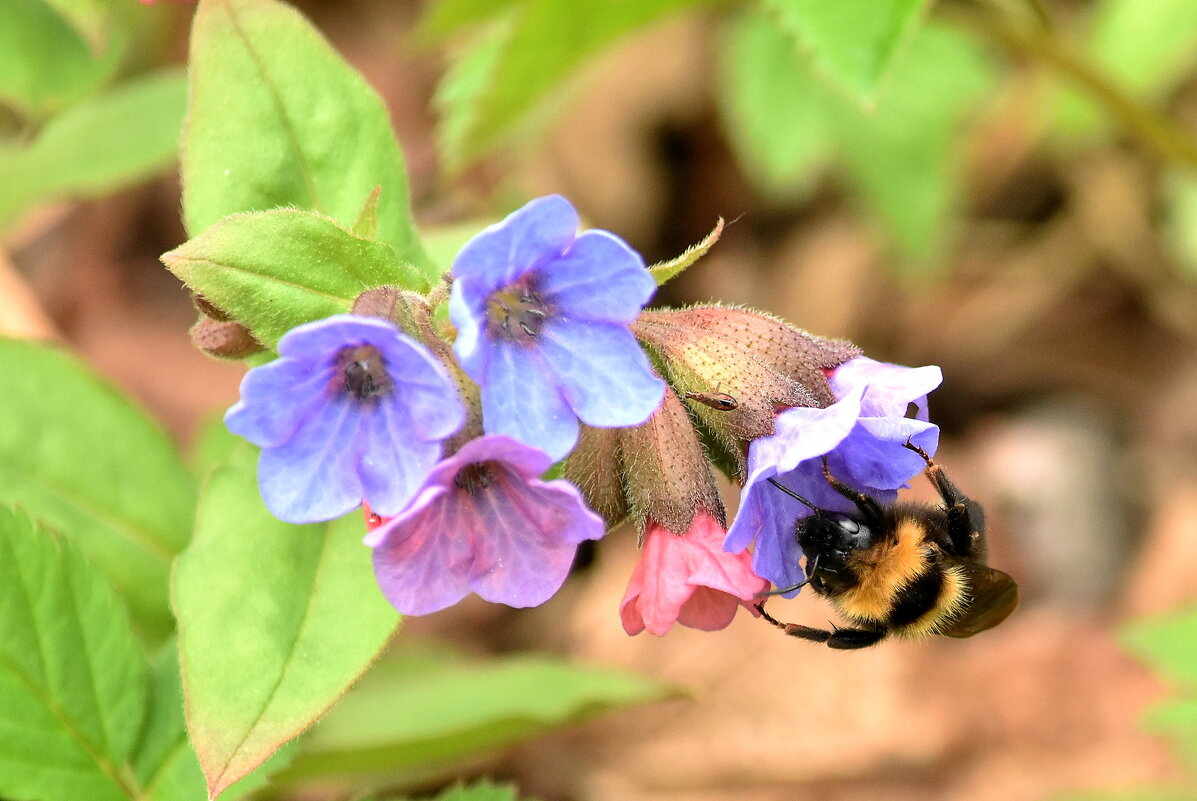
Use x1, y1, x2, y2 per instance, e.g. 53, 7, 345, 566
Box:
225, 356, 331, 447
829, 357, 943, 419
370, 485, 476, 615
539, 230, 655, 322
256, 396, 365, 523
355, 401, 444, 517
537, 320, 666, 428
480, 341, 579, 460
451, 195, 579, 289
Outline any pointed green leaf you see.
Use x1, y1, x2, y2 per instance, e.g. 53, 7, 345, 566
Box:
440, 0, 711, 166
352, 186, 382, 240
0, 507, 147, 801
0, 70, 187, 231
764, 0, 929, 104
649, 217, 723, 286
131, 642, 299, 801
0, 338, 196, 643
718, 10, 833, 195
416, 780, 526, 801
162, 209, 422, 348
183, 0, 433, 281
175, 442, 399, 798
131, 644, 206, 801
830, 24, 994, 266
275, 645, 675, 785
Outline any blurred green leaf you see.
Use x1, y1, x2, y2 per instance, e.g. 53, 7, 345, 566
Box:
275, 643, 676, 787
649, 217, 724, 285
162, 209, 421, 348
720, 18, 993, 267
174, 442, 399, 798
420, 218, 492, 272
831, 24, 994, 267
435, 15, 514, 174
0, 508, 147, 801
0, 0, 123, 117
1123, 604, 1197, 689
1163, 171, 1197, 280
718, 9, 834, 195
0, 338, 195, 643
0, 69, 186, 231
416, 0, 521, 40
764, 0, 928, 104
413, 780, 528, 801
1054, 0, 1197, 137
182, 0, 432, 281
435, 0, 711, 169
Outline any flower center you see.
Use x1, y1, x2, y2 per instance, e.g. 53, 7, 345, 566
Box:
486, 282, 550, 346
338, 344, 390, 401
454, 462, 497, 495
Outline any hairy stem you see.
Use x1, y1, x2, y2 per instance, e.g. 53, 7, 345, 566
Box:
945, 1, 1197, 171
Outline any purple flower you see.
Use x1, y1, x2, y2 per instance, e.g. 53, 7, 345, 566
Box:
365, 435, 604, 615
225, 314, 465, 524
723, 357, 942, 594
448, 195, 667, 461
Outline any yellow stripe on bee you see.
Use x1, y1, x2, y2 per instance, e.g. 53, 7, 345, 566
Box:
834, 518, 930, 623
903, 563, 970, 637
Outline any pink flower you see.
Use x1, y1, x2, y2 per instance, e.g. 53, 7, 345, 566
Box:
620, 512, 768, 636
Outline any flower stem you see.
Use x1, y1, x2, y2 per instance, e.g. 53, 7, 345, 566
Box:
945, 1, 1197, 172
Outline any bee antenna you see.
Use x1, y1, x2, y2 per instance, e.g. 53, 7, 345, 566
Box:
766, 477, 820, 513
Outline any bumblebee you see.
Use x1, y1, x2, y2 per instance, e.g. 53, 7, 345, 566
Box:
756, 443, 1018, 649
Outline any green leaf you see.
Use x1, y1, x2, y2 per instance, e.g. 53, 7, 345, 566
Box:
830, 24, 994, 266
649, 217, 723, 285
0, 0, 123, 117
416, 0, 521, 40
131, 643, 206, 801
0, 507, 147, 801
0, 69, 187, 231
0, 338, 196, 643
174, 442, 399, 798
413, 779, 527, 801
1163, 171, 1197, 280
1122, 603, 1197, 688
764, 0, 929, 104
162, 209, 421, 348
437, 0, 710, 167
275, 643, 675, 786
182, 0, 433, 281
718, 9, 833, 195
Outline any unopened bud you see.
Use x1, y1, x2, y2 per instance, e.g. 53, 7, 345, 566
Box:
567, 387, 723, 540
634, 305, 860, 464
191, 316, 265, 360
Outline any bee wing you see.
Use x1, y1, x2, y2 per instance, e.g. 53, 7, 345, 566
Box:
942, 564, 1019, 638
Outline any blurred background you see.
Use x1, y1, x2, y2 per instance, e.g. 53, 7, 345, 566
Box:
5, 0, 1197, 799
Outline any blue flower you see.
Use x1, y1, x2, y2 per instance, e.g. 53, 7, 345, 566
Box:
365, 435, 605, 615
448, 195, 667, 461
723, 357, 942, 595
225, 314, 465, 523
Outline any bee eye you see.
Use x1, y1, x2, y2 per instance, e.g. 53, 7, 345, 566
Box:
831, 515, 870, 548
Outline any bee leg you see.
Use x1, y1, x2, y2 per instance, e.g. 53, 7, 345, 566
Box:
755, 604, 832, 643
825, 624, 886, 650
902, 441, 987, 559
820, 458, 884, 524
755, 604, 885, 649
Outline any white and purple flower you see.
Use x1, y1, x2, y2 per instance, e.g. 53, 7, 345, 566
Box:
723, 357, 943, 595
225, 314, 465, 523
365, 435, 605, 615
448, 195, 667, 462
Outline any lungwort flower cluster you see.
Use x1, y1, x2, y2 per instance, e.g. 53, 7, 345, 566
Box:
221, 194, 943, 631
